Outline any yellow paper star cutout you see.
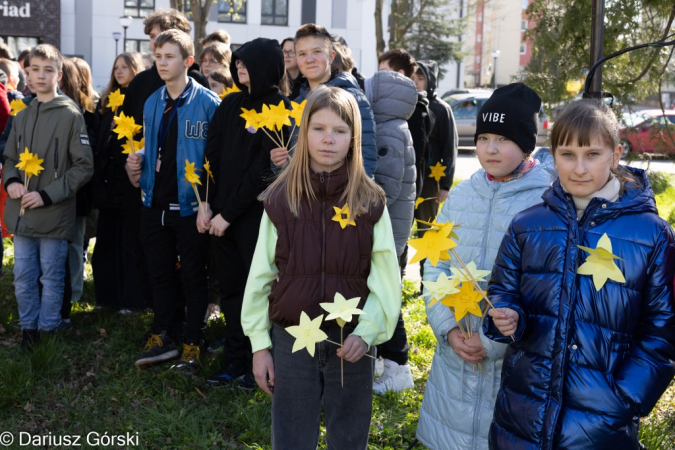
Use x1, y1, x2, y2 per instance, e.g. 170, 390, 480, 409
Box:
289, 99, 307, 126
577, 233, 625, 291
450, 261, 491, 283
267, 100, 292, 131
428, 161, 447, 182
16, 148, 45, 178
183, 160, 202, 186
107, 88, 125, 113
240, 107, 261, 129
423, 272, 461, 306
416, 219, 460, 241
320, 293, 364, 327
443, 282, 484, 322
219, 84, 241, 99
414, 197, 425, 210
332, 204, 356, 229
408, 221, 458, 266
121, 137, 144, 154
285, 312, 328, 357
113, 112, 142, 141
203, 158, 215, 183
9, 98, 27, 116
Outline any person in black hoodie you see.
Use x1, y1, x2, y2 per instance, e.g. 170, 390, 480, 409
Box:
90, 52, 145, 311
120, 9, 209, 325
199, 38, 288, 389
413, 60, 457, 224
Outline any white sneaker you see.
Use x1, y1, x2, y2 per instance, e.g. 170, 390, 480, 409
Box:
373, 359, 414, 394
374, 356, 385, 378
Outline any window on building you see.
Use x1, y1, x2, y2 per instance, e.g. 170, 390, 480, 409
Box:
521, 20, 528, 32
124, 0, 155, 18
0, 36, 40, 58
261, 0, 288, 26
126, 39, 151, 54
218, 0, 247, 23
520, 43, 527, 54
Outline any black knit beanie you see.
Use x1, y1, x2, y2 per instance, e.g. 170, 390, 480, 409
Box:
474, 82, 542, 155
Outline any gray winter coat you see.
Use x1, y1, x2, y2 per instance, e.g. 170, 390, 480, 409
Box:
416, 162, 554, 450
365, 71, 416, 256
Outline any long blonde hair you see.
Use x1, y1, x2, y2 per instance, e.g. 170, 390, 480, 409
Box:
260, 86, 385, 217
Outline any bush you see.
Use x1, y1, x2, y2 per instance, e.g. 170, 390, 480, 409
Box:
647, 171, 673, 196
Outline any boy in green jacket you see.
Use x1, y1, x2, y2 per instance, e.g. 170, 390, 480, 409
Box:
3, 44, 94, 350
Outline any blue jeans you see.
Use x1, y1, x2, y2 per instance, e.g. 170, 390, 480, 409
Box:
13, 235, 68, 331
271, 323, 374, 450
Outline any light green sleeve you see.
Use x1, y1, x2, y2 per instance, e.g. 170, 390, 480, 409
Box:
241, 211, 279, 353
352, 206, 403, 347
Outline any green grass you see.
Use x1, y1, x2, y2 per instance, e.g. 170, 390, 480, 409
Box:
1, 199, 674, 449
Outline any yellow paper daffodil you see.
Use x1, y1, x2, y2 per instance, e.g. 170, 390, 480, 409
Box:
416, 219, 460, 241
408, 221, 458, 266
240, 107, 261, 130
332, 203, 356, 229
121, 137, 144, 155
577, 233, 625, 291
285, 312, 328, 357
428, 161, 447, 182
443, 282, 484, 322
203, 158, 215, 183
423, 272, 461, 306
219, 84, 241, 99
259, 101, 292, 131
107, 88, 125, 113
289, 100, 307, 126
113, 112, 142, 141
16, 148, 45, 177
183, 160, 202, 186
414, 197, 425, 210
320, 293, 364, 327
9, 98, 27, 116
450, 261, 492, 283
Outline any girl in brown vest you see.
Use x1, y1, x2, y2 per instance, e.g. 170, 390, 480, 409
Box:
242, 86, 402, 450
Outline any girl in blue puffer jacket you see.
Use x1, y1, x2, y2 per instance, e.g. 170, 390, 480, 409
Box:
417, 83, 554, 450
484, 100, 675, 450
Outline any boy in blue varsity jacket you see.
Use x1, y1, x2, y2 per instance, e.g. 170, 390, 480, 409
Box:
125, 30, 220, 372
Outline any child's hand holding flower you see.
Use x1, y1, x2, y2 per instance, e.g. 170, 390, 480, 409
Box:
337, 335, 367, 363
488, 307, 519, 337
196, 203, 213, 233
448, 328, 486, 364
270, 147, 289, 168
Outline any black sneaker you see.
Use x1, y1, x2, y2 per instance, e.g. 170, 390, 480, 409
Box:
237, 369, 258, 391
207, 359, 248, 386
21, 329, 40, 351
135, 332, 179, 367
171, 342, 201, 374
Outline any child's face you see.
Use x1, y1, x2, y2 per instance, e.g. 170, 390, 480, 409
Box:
200, 54, 224, 77
554, 136, 622, 196
29, 57, 62, 95
307, 108, 352, 173
412, 71, 426, 91
208, 77, 225, 94
476, 133, 526, 178
236, 59, 250, 88
114, 57, 133, 87
282, 40, 297, 71
295, 36, 335, 84
148, 24, 162, 52
155, 42, 193, 84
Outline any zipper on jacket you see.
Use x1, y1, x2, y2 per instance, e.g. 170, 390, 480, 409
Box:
54, 138, 59, 179
320, 172, 326, 301
478, 188, 497, 288
30, 103, 40, 152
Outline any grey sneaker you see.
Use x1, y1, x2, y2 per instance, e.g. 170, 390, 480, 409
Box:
135, 331, 179, 367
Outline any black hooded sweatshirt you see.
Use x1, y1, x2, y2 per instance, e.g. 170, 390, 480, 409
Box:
407, 90, 435, 197
204, 38, 289, 224
120, 62, 208, 132
416, 60, 458, 190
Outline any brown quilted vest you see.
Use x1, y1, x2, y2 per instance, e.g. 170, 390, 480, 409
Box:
264, 164, 385, 328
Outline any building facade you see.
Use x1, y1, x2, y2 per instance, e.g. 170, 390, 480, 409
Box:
0, 0, 465, 95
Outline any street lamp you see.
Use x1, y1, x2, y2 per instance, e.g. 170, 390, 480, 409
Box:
492, 50, 500, 89
112, 32, 122, 56
119, 16, 133, 53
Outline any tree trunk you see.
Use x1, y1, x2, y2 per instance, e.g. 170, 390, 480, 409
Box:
190, 0, 214, 57
375, 0, 385, 55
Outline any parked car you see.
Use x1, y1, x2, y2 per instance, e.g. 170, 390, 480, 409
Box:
441, 88, 493, 104
450, 93, 550, 148
619, 109, 675, 156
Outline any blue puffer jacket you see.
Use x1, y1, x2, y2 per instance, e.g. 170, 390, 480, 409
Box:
484, 167, 675, 450
417, 162, 553, 450
296, 71, 377, 176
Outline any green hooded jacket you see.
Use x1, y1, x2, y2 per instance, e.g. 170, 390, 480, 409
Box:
3, 95, 94, 241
